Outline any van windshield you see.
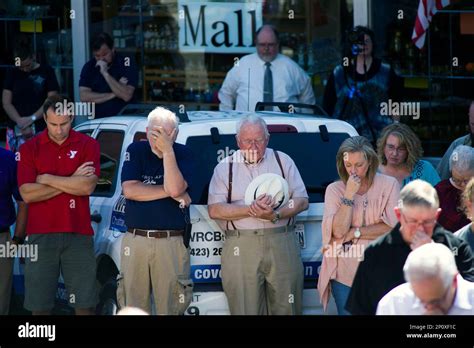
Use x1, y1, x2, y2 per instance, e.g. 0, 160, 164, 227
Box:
185, 131, 350, 204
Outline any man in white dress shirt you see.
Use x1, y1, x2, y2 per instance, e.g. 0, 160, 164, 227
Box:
377, 243, 474, 315
218, 25, 315, 112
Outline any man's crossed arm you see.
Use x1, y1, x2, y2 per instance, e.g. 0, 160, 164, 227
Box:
20, 162, 99, 204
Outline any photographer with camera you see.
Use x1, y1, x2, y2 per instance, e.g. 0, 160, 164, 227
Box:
323, 26, 403, 144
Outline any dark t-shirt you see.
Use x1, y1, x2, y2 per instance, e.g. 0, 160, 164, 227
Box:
3, 64, 59, 131
346, 223, 474, 315
0, 147, 22, 229
79, 53, 138, 118
121, 141, 195, 230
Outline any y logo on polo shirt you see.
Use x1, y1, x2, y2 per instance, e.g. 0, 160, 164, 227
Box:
68, 150, 78, 159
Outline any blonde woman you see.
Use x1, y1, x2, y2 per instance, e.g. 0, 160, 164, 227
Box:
377, 123, 440, 187
455, 178, 474, 251
318, 136, 400, 315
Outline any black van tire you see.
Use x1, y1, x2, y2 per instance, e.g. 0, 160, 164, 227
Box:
96, 277, 118, 315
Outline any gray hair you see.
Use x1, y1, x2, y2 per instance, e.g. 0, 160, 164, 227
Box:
449, 145, 474, 173
147, 106, 179, 129
398, 179, 439, 210
404, 243, 458, 289
236, 115, 269, 138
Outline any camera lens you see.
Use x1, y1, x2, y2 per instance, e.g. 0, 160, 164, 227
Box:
348, 28, 365, 45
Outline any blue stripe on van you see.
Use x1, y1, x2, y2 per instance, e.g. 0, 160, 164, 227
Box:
191, 261, 321, 283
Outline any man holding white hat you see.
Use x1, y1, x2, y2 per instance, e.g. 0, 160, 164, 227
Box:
208, 115, 308, 315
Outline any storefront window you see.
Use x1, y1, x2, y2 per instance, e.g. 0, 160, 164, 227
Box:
371, 0, 474, 156
0, 1, 74, 95
0, 0, 74, 142
88, 0, 354, 110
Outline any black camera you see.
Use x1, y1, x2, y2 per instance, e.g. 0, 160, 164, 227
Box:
347, 27, 369, 55
348, 27, 366, 46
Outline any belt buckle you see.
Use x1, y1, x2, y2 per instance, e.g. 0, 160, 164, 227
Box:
146, 230, 156, 239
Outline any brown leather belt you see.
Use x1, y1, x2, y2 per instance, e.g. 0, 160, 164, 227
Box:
127, 228, 184, 239
225, 225, 291, 237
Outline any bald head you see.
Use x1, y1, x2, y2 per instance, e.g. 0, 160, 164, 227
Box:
255, 25, 279, 62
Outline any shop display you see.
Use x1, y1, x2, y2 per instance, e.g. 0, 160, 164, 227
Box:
104, 0, 320, 109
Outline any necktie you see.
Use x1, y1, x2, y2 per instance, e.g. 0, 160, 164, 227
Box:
263, 62, 273, 103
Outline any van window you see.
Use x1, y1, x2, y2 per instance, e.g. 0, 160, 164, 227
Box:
185, 131, 351, 204
93, 130, 125, 197
79, 130, 94, 137
133, 132, 147, 142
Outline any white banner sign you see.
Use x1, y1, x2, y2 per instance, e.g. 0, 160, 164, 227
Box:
178, 1, 263, 53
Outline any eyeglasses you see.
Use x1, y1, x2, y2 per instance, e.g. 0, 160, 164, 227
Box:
451, 176, 471, 187
240, 138, 267, 146
401, 212, 437, 228
385, 144, 407, 154
256, 43, 278, 49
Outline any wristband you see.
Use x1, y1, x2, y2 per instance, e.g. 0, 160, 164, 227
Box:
341, 197, 355, 207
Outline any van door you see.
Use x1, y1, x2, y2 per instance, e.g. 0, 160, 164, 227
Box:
90, 127, 127, 263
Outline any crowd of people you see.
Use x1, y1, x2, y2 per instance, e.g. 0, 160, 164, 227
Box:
1, 24, 474, 316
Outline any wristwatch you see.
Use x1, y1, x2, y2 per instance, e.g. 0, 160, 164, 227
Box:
354, 227, 361, 239
271, 211, 281, 224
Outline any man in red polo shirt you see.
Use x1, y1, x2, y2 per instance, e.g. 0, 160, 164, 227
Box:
17, 95, 100, 315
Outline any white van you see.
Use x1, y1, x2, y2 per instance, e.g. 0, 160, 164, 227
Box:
13, 105, 358, 315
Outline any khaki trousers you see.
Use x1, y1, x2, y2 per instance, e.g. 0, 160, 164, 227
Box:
0, 232, 13, 315
117, 232, 193, 315
221, 226, 304, 315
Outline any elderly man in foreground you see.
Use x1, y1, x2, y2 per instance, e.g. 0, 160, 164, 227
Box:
346, 179, 474, 315
208, 115, 308, 315
377, 243, 474, 315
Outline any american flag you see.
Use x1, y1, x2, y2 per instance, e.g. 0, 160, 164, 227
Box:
412, 0, 451, 49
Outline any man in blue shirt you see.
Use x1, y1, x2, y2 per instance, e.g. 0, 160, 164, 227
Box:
119, 106, 195, 314
79, 32, 138, 118
0, 147, 27, 314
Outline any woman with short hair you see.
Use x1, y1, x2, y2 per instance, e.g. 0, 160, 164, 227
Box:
318, 136, 400, 315
436, 145, 474, 232
454, 178, 474, 250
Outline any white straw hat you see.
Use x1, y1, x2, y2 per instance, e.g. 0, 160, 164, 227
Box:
244, 173, 289, 210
